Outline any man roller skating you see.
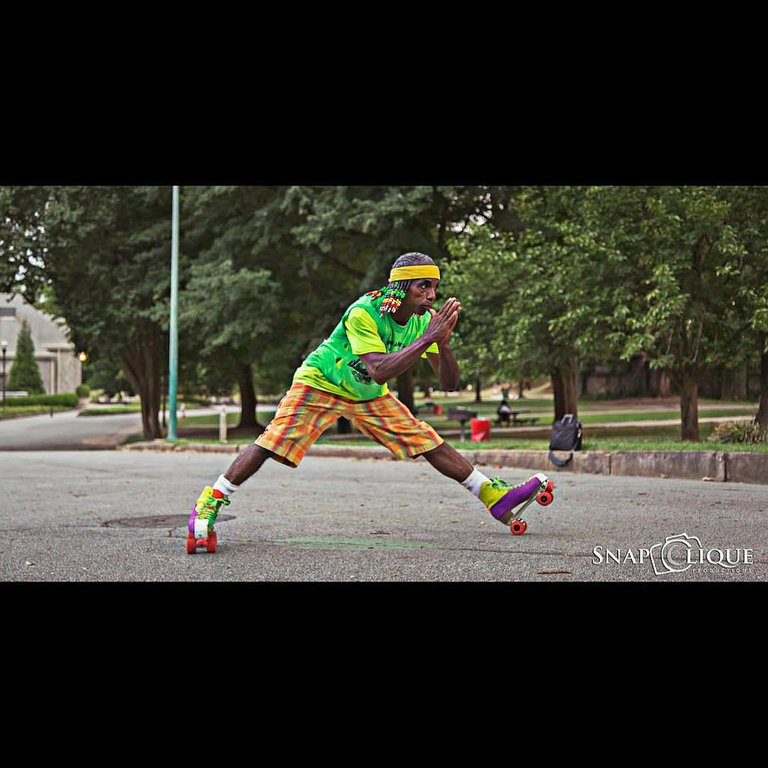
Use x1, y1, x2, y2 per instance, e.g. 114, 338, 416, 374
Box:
186, 252, 553, 553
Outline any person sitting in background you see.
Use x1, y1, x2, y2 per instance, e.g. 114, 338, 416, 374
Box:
497, 398, 512, 426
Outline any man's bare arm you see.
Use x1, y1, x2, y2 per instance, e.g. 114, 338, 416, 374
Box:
359, 298, 461, 385
426, 341, 460, 391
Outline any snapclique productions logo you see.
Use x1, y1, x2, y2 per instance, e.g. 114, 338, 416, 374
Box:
592, 533, 753, 575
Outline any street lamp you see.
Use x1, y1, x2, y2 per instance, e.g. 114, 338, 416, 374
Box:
1, 340, 7, 408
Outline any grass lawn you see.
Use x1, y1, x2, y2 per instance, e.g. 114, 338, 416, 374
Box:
0, 405, 74, 420
79, 404, 143, 416
150, 421, 768, 453
121, 394, 766, 452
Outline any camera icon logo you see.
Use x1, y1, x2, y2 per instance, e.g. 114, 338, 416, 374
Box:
649, 533, 703, 575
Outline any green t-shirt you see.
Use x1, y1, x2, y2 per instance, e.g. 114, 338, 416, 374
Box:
293, 292, 439, 400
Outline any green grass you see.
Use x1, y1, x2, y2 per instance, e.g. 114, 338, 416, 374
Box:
121, 396, 765, 453
79, 405, 142, 416
414, 400, 755, 429
0, 405, 74, 420
182, 413, 243, 426
313, 435, 768, 453
433, 412, 753, 430
158, 398, 756, 430
149, 431, 768, 452
579, 408, 755, 424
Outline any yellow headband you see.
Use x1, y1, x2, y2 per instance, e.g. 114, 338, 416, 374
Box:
389, 265, 440, 282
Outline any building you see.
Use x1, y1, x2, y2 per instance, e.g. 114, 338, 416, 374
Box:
0, 293, 82, 395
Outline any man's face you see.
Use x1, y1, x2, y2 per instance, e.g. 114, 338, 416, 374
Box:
405, 278, 439, 316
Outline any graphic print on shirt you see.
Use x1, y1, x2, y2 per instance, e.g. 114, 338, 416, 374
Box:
347, 357, 372, 384
292, 293, 436, 401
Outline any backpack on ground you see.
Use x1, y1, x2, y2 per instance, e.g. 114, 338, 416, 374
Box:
548, 413, 583, 467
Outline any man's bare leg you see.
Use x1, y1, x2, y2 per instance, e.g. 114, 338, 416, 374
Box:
224, 444, 272, 486
421, 441, 474, 481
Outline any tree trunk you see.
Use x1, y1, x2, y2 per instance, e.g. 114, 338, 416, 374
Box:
679, 373, 700, 441
756, 342, 768, 428
160, 369, 167, 431
552, 370, 564, 421
397, 367, 415, 414
237, 363, 259, 428
551, 361, 579, 421
121, 331, 163, 440
474, 375, 482, 402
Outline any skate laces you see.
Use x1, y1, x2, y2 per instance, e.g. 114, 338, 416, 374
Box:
489, 477, 511, 491
196, 491, 230, 521
490, 476, 533, 493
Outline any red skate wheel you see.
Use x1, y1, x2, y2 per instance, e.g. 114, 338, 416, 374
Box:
185, 533, 197, 555
510, 519, 527, 535
537, 491, 554, 506
207, 530, 217, 553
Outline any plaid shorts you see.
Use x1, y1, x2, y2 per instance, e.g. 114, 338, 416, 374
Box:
255, 382, 444, 468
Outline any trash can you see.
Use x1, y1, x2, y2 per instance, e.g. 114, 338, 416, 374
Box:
434, 404, 443, 415
470, 417, 492, 442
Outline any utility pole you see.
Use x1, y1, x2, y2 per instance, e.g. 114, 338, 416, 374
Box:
167, 185, 180, 440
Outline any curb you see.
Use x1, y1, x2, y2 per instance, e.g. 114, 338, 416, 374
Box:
120, 441, 768, 485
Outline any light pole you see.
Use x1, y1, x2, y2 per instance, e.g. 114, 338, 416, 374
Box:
1, 339, 7, 409
167, 185, 180, 440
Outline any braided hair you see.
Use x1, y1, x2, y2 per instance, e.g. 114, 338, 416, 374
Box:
367, 252, 437, 317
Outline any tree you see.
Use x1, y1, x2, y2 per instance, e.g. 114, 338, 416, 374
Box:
180, 186, 491, 415
38, 186, 175, 439
597, 187, 748, 441
8, 319, 44, 394
718, 186, 768, 428
179, 186, 340, 427
178, 250, 280, 428
443, 187, 639, 421
0, 187, 50, 301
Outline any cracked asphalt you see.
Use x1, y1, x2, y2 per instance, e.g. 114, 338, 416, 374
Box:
1, 450, 766, 582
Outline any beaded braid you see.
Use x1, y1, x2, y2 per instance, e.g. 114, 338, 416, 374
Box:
379, 280, 409, 316
365, 282, 410, 316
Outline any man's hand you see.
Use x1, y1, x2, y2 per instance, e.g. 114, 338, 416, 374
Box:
427, 297, 462, 345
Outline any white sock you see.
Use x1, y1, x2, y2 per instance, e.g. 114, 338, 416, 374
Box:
213, 474, 240, 497
460, 468, 491, 498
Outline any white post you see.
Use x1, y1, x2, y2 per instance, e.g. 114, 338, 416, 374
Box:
219, 406, 228, 442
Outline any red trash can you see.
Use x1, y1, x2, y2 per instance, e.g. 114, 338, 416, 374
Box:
434, 404, 443, 415
470, 417, 492, 442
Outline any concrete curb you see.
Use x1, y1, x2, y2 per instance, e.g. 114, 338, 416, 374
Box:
120, 441, 768, 485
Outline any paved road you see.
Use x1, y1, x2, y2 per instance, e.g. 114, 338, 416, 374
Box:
0, 409, 143, 450
1, 450, 765, 582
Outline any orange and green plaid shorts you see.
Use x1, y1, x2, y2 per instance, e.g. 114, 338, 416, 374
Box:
255, 382, 444, 468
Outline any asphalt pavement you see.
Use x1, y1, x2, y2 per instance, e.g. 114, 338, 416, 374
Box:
0, 408, 142, 450
1, 450, 765, 582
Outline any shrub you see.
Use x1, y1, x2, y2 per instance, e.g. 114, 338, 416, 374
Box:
6, 392, 79, 407
8, 319, 44, 394
708, 420, 768, 444
75, 384, 90, 398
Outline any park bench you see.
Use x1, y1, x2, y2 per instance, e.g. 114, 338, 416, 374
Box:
447, 408, 477, 441
496, 408, 540, 427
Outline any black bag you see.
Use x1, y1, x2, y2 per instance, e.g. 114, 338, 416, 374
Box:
548, 414, 583, 467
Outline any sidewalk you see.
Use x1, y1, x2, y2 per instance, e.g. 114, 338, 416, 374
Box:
122, 439, 768, 486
